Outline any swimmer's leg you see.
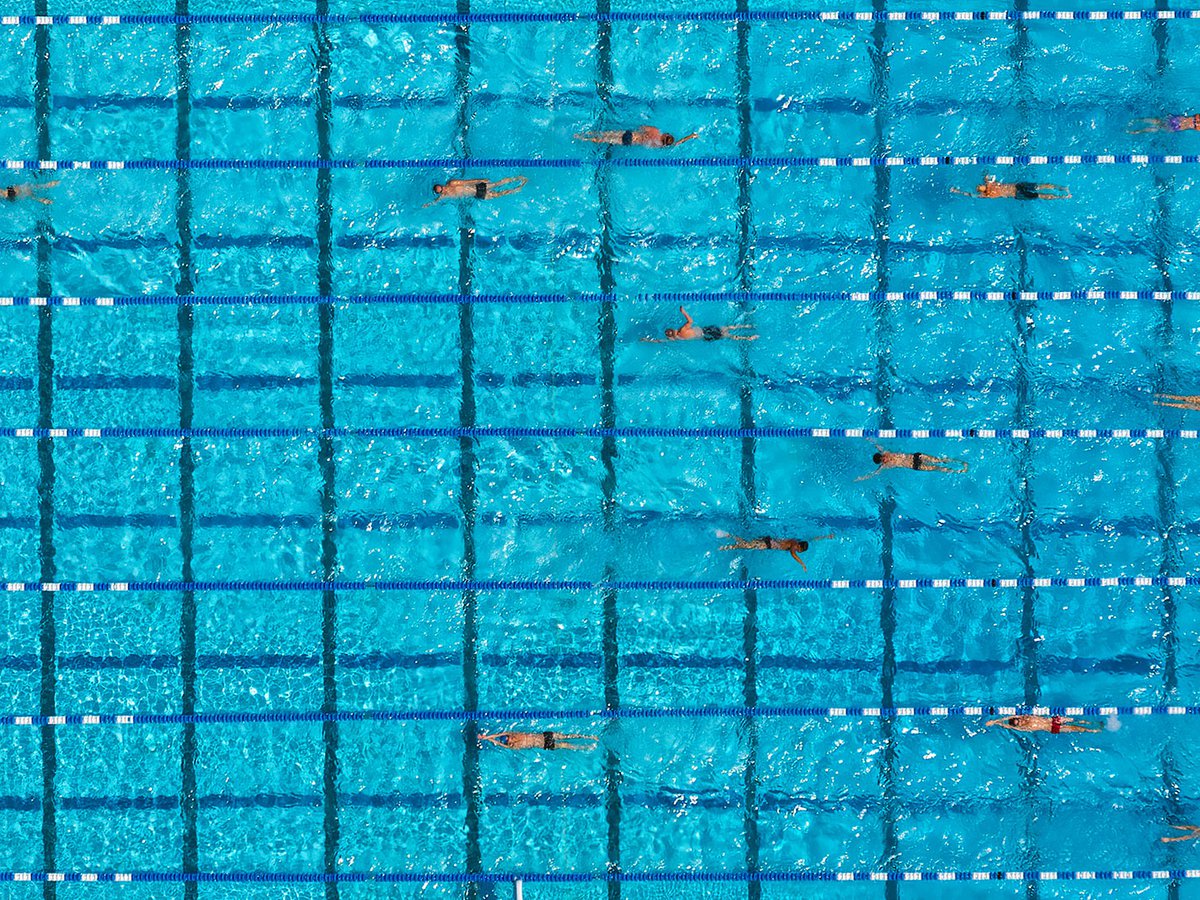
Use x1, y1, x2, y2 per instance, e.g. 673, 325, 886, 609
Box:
1155, 394, 1200, 411
929, 457, 969, 473
486, 176, 528, 198
1127, 118, 1162, 134
728, 334, 759, 341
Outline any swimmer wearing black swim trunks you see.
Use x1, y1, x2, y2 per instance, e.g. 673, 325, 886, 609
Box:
426, 176, 528, 205
574, 125, 698, 148
643, 306, 757, 343
857, 443, 969, 480
478, 730, 599, 751
951, 174, 1070, 200
717, 531, 835, 569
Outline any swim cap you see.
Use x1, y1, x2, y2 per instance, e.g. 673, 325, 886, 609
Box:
432, 184, 443, 194
798, 541, 809, 552
872, 452, 883, 464
663, 134, 675, 146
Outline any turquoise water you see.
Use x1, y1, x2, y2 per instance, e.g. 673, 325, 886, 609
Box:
0, 2, 1199, 897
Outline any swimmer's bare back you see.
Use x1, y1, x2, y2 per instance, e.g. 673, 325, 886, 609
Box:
950, 174, 1070, 200
574, 125, 698, 148
3, 180, 60, 206
985, 714, 1101, 734
426, 176, 528, 206
857, 443, 968, 481
642, 306, 757, 343
478, 730, 599, 751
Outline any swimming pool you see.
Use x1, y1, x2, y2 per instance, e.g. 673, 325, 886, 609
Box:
0, 0, 1198, 896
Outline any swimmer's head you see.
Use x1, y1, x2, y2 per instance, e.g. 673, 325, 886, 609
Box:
662, 133, 676, 146
432, 183, 444, 195
872, 452, 883, 464
665, 328, 678, 339
798, 540, 809, 552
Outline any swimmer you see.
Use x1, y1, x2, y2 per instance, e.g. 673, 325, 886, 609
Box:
1161, 825, 1200, 843
951, 174, 1071, 200
985, 714, 1101, 734
574, 125, 698, 148
717, 531, 835, 570
2, 180, 60, 206
1129, 114, 1200, 134
857, 443, 968, 480
426, 176, 528, 206
1154, 393, 1200, 411
479, 730, 599, 751
642, 306, 757, 343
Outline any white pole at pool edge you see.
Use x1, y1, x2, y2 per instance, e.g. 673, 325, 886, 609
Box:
513, 879, 524, 900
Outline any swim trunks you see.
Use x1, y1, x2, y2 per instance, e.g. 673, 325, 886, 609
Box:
1014, 182, 1040, 200
621, 130, 634, 146
542, 731, 557, 750
911, 452, 926, 470
1168, 115, 1185, 132
475, 181, 488, 199
702, 325, 723, 341
1050, 716, 1062, 734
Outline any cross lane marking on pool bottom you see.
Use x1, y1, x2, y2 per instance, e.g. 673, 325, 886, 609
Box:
3, 704, 1197, 727
0, 426, 1196, 439
2, 576, 1199, 592
4, 153, 1200, 170
0, 870, 1198, 884
6, 9, 1200, 23
3, 289, 1200, 307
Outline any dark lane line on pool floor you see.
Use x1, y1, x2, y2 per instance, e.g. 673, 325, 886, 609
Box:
314, 6, 342, 900
172, 3, 200, 898
593, 1, 624, 894
32, 6, 58, 898
732, 3, 761, 896
1150, 7, 1184, 900
868, 2, 901, 893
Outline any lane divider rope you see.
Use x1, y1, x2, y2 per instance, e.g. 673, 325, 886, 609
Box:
0, 870, 1197, 884
3, 154, 1200, 171
3, 704, 1197, 727
2, 289, 1199, 308
0, 576, 1197, 592
6, 10, 1200, 24
0, 426, 1194, 439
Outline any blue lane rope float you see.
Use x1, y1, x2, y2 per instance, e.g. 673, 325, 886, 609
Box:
3, 703, 1198, 727
3, 289, 1199, 308
4, 153, 1200, 170
1, 575, 1199, 592
6, 9, 1200, 25
0, 869, 1198, 884
0, 426, 1197, 440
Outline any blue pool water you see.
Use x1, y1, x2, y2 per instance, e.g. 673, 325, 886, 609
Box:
0, 1, 1199, 897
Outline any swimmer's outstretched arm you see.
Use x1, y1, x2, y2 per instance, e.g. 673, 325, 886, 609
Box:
671, 132, 700, 146
984, 718, 1016, 730
486, 176, 528, 198
1161, 825, 1200, 842
478, 732, 511, 747
855, 467, 882, 482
